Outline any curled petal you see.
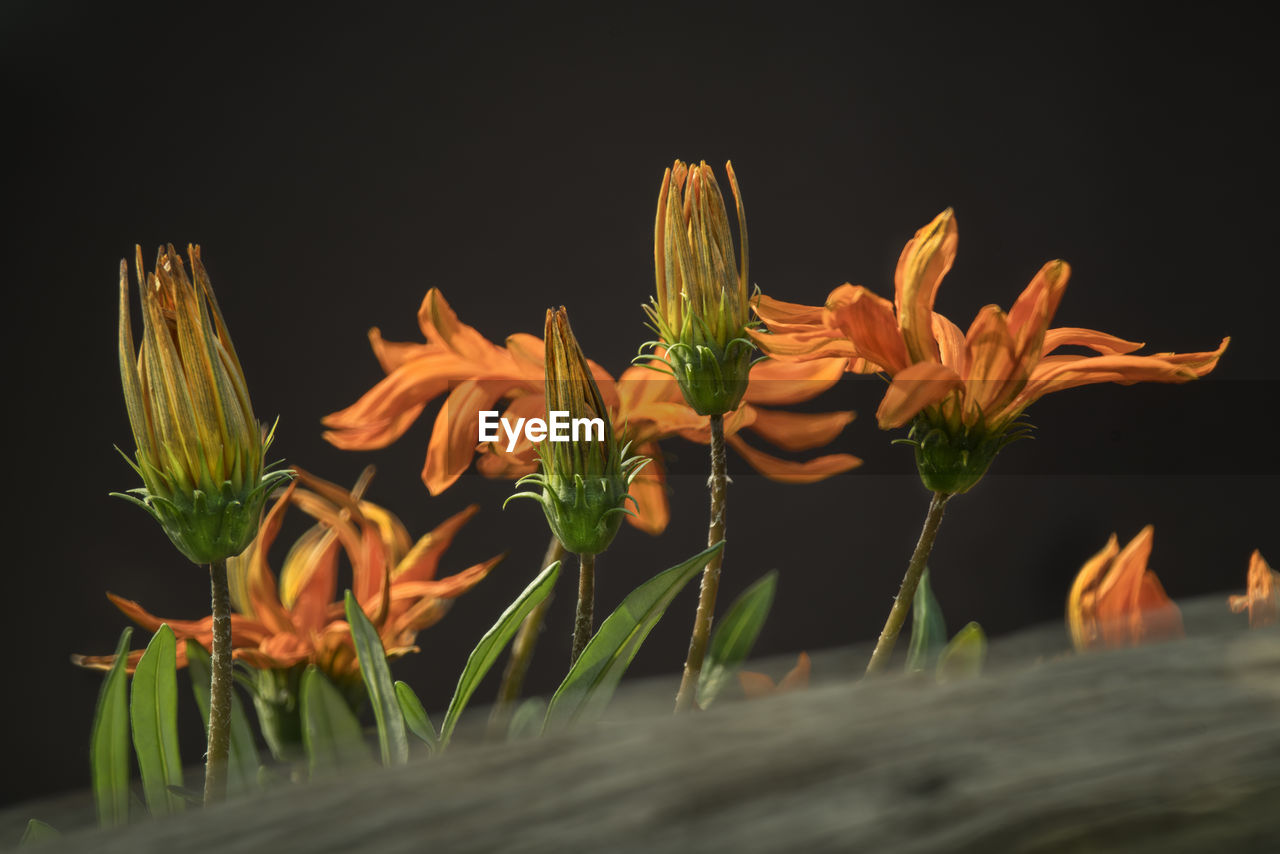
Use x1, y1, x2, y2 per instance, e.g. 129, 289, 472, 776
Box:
895, 209, 958, 363
875, 361, 964, 429
392, 504, 482, 584
1041, 327, 1144, 357
368, 328, 430, 373
103, 592, 272, 647
826, 285, 910, 375
417, 288, 505, 363
726, 434, 861, 483
752, 293, 826, 328
422, 380, 507, 494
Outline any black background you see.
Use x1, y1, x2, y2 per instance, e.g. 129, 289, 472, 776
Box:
4, 2, 1276, 807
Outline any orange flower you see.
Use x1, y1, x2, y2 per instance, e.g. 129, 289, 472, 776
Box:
322, 289, 861, 533
1228, 550, 1279, 628
738, 652, 811, 698
1067, 526, 1184, 652
752, 209, 1227, 492
75, 467, 502, 684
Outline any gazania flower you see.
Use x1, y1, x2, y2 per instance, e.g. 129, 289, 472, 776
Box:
115, 245, 292, 563
752, 209, 1228, 493
76, 467, 502, 684
1228, 550, 1278, 628
738, 652, 811, 699
1067, 526, 1185, 652
322, 289, 860, 531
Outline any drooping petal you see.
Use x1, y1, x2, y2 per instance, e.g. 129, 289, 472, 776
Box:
1041, 327, 1144, 357
103, 592, 272, 647
875, 361, 964, 429
894, 209, 958, 364
745, 408, 856, 452
421, 379, 507, 494
743, 357, 847, 406
726, 434, 862, 483
745, 326, 858, 362
826, 285, 911, 374
1018, 353, 1202, 409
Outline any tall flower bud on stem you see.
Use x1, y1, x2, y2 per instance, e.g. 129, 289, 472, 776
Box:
642, 160, 753, 713
507, 309, 648, 666
115, 245, 291, 803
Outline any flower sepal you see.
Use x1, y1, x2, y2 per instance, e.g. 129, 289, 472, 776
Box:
637, 323, 754, 416
897, 414, 1031, 495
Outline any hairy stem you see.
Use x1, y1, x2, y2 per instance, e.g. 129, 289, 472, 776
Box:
490, 536, 565, 731
865, 491, 951, 675
675, 412, 728, 713
204, 558, 232, 805
570, 552, 595, 667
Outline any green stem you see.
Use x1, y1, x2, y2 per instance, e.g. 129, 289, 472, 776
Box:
490, 536, 565, 731
675, 412, 727, 713
865, 491, 951, 675
570, 552, 595, 667
204, 559, 232, 804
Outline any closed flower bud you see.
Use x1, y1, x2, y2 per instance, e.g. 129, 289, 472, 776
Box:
506, 308, 647, 555
114, 245, 292, 564
641, 160, 754, 416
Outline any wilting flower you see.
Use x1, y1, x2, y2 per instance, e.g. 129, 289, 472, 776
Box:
1067, 526, 1184, 652
115, 245, 292, 563
77, 467, 501, 682
752, 209, 1228, 493
640, 160, 753, 416
1228, 550, 1279, 628
322, 289, 860, 532
506, 309, 648, 556
738, 652, 811, 699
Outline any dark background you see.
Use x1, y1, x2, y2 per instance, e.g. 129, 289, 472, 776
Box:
4, 2, 1275, 807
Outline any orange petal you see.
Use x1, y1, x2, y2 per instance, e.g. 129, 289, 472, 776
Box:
416, 288, 505, 363
826, 285, 910, 374
1006, 259, 1070, 358
875, 361, 963, 429
392, 504, 482, 584
746, 326, 858, 362
1019, 353, 1202, 409
104, 592, 272, 647
247, 481, 301, 636
1067, 533, 1121, 652
932, 312, 967, 374
1147, 336, 1230, 376
963, 304, 1022, 422
1041, 327, 1143, 357
743, 357, 847, 406
625, 447, 670, 535
1229, 550, 1279, 628
726, 434, 861, 483
752, 293, 826, 327
421, 379, 506, 494
745, 408, 856, 452
368, 327, 430, 373
777, 652, 811, 692
737, 670, 778, 699
894, 209, 957, 363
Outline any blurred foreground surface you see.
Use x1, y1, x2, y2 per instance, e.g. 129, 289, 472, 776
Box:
8, 596, 1278, 853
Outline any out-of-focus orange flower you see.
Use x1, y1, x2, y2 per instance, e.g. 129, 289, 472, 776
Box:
1228, 550, 1279, 628
322, 289, 861, 534
1067, 526, 1184, 652
752, 209, 1228, 435
75, 467, 502, 683
738, 652, 811, 699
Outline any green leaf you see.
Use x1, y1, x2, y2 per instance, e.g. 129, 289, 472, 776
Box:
19, 819, 59, 846
394, 681, 438, 752
439, 560, 561, 747
697, 569, 777, 708
344, 590, 409, 767
936, 621, 987, 682
299, 666, 371, 776
506, 698, 546, 742
546, 541, 723, 730
905, 568, 947, 675
90, 627, 132, 828
185, 640, 259, 793
130, 625, 184, 817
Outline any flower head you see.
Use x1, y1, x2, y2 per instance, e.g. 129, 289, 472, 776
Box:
115, 245, 291, 563
752, 209, 1228, 493
322, 289, 861, 533
640, 160, 754, 416
505, 309, 648, 556
1228, 550, 1279, 628
1067, 526, 1184, 652
77, 467, 502, 687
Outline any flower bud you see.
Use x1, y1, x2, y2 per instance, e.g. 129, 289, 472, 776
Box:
114, 245, 292, 563
506, 308, 647, 555
641, 160, 754, 416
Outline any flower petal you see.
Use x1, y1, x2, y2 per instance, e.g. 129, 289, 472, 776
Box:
895, 209, 957, 363
625, 445, 669, 535
1229, 550, 1279, 628
392, 504, 482, 584
726, 434, 861, 483
875, 361, 963, 429
1041, 327, 1144, 357
422, 379, 506, 494
743, 357, 847, 406
745, 408, 856, 452
826, 285, 911, 374
417, 288, 504, 363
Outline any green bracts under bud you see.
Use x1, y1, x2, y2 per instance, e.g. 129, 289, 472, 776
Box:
639, 160, 756, 416
114, 245, 292, 564
506, 308, 648, 556
896, 413, 1032, 495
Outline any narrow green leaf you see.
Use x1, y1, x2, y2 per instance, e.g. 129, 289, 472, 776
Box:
697, 569, 778, 708
905, 568, 947, 675
546, 541, 723, 730
130, 625, 184, 817
394, 681, 438, 752
299, 666, 371, 777
19, 819, 59, 846
344, 590, 409, 767
439, 560, 561, 747
506, 698, 546, 742
936, 621, 987, 682
90, 627, 132, 828
185, 641, 259, 793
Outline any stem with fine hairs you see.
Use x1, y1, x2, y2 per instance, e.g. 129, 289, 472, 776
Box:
570, 552, 596, 667
204, 558, 232, 805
